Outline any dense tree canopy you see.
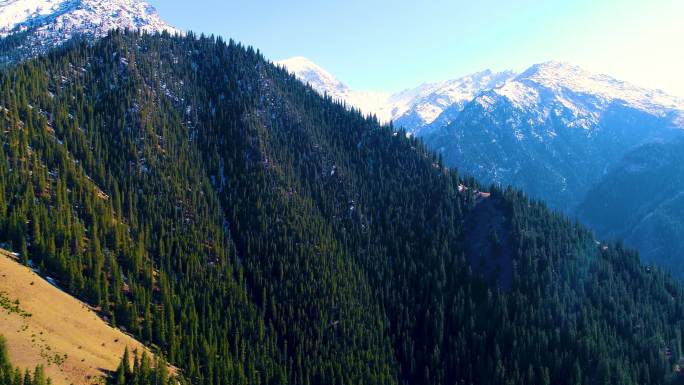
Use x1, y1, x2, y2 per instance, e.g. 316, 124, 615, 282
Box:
0, 30, 683, 385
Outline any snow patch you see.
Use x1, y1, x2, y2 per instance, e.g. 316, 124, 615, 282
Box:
495, 81, 539, 109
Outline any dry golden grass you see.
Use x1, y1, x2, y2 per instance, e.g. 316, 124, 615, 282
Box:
0, 250, 154, 385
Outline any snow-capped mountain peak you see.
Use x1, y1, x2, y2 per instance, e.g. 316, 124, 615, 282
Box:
425, 61, 684, 216
276, 57, 684, 135
494, 60, 684, 119
277, 56, 516, 133
387, 69, 516, 132
276, 56, 349, 97
0, 0, 178, 61
277, 56, 391, 119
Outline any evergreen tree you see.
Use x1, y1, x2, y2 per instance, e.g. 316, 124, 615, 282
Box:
0, 30, 682, 385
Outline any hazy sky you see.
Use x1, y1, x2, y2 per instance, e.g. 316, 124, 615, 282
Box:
147, 0, 684, 96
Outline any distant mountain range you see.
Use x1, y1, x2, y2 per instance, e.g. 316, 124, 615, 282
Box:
277, 56, 684, 137
278, 57, 684, 208
279, 56, 684, 279
425, 61, 684, 210
275, 56, 516, 136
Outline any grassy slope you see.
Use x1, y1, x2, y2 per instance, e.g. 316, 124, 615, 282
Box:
0, 250, 154, 385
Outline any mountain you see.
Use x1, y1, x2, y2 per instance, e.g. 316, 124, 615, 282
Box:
278, 58, 684, 149
0, 0, 177, 61
577, 138, 684, 281
276, 56, 514, 135
275, 56, 350, 99
1, 30, 684, 385
280, 57, 684, 285
389, 69, 516, 136
424, 61, 684, 211
275, 56, 390, 118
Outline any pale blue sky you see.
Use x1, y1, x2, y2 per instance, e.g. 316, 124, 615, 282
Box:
148, 0, 684, 96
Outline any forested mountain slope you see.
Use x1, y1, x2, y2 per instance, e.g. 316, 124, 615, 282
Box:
1, 31, 684, 385
577, 139, 684, 281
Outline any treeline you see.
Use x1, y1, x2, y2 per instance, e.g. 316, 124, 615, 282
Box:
0, 336, 51, 385
110, 348, 179, 385
0, 29, 682, 385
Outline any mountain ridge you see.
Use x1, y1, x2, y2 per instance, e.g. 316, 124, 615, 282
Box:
0, 0, 178, 61
276, 56, 516, 134
277, 57, 684, 137
275, 56, 391, 119
488, 60, 684, 126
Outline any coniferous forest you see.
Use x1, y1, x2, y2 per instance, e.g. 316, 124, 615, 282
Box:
1, 30, 684, 385
110, 347, 176, 385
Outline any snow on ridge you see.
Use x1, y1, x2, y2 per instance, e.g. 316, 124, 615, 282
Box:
493, 81, 540, 109
394, 69, 516, 124
0, 0, 179, 40
276, 56, 349, 96
277, 56, 517, 128
277, 57, 684, 134
497, 61, 684, 117
277, 56, 391, 119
